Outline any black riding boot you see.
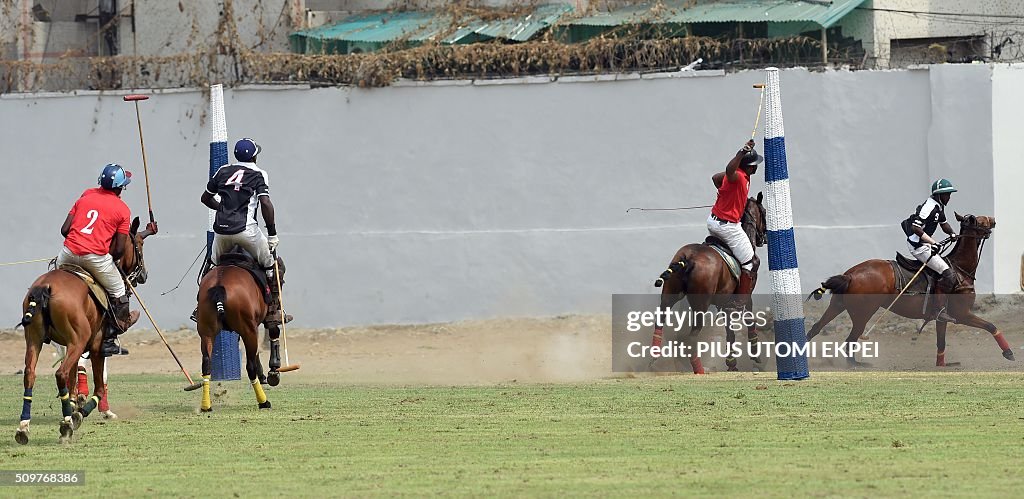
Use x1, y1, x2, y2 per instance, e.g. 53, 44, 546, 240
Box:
102, 336, 128, 356
931, 269, 960, 323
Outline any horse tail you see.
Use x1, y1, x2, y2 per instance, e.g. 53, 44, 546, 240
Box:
18, 286, 51, 330
208, 285, 227, 329
808, 275, 851, 300
654, 255, 692, 290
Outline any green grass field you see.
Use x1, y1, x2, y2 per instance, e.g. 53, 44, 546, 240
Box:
2, 373, 1023, 497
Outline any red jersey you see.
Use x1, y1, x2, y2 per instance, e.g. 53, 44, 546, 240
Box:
64, 188, 131, 256
711, 169, 750, 223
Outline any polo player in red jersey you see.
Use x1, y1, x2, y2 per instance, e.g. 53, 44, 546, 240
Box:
708, 139, 763, 303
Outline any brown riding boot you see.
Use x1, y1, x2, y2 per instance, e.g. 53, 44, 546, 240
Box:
110, 296, 140, 334
264, 271, 293, 327
729, 269, 757, 309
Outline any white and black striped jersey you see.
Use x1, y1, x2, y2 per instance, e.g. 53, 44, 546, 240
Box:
903, 197, 946, 247
205, 161, 270, 235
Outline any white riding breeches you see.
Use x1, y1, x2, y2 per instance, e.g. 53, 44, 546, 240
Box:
212, 225, 275, 269
56, 247, 126, 299
909, 243, 949, 274
707, 215, 755, 271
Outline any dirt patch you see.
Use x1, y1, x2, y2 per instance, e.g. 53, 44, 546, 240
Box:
0, 315, 612, 385
2, 298, 1021, 386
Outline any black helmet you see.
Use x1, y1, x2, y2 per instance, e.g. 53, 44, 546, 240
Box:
742, 150, 763, 167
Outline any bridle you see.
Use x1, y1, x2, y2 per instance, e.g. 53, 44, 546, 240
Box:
741, 200, 767, 248
121, 234, 147, 290
947, 215, 992, 282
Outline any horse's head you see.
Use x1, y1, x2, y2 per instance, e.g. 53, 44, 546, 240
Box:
742, 192, 767, 247
119, 217, 153, 286
954, 212, 995, 239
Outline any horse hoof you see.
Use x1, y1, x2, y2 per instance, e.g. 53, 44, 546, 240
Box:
59, 422, 73, 443
102, 410, 118, 420
14, 430, 28, 445
258, 401, 272, 410
71, 412, 83, 430
727, 367, 739, 372
76, 394, 87, 407
1003, 349, 1014, 361
200, 407, 213, 413
267, 372, 280, 387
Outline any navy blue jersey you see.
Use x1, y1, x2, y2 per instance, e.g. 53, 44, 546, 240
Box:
206, 162, 270, 235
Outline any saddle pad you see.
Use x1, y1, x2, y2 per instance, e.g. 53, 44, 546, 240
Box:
708, 245, 740, 280
216, 253, 272, 305
888, 260, 929, 296
58, 264, 110, 311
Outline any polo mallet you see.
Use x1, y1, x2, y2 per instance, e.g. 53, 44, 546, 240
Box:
123, 278, 204, 391
123, 94, 156, 225
272, 256, 300, 373
751, 83, 766, 140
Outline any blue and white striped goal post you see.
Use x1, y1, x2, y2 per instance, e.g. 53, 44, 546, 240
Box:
208, 83, 242, 381
762, 68, 810, 381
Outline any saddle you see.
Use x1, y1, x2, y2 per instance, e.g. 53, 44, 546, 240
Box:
217, 247, 273, 305
55, 264, 118, 344
704, 236, 741, 280
58, 264, 111, 312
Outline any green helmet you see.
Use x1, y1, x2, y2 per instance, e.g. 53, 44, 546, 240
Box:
931, 178, 957, 195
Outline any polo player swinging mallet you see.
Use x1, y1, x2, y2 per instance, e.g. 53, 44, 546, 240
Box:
709, 139, 764, 306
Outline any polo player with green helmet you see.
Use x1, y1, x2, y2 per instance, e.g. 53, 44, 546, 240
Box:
902, 179, 963, 314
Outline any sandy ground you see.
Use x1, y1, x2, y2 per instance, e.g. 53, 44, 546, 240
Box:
1, 295, 1022, 385
0, 315, 612, 385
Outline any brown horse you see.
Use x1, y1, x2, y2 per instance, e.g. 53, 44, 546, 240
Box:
650, 194, 767, 374
15, 217, 151, 444
194, 252, 285, 411
806, 213, 1010, 366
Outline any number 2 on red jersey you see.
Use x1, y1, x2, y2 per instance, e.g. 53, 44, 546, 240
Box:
80, 209, 99, 234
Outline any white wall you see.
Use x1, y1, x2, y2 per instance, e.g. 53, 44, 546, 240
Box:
0, 65, 1015, 329
991, 64, 1024, 293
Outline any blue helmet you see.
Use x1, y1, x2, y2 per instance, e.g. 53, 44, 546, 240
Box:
97, 163, 132, 190
234, 138, 261, 162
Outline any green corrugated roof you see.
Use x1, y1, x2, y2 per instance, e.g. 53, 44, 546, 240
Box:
290, 4, 573, 53
571, 0, 868, 29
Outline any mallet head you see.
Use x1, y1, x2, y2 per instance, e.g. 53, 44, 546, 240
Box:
753, 84, 765, 89
123, 94, 149, 102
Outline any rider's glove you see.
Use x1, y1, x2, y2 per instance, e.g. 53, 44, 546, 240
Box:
268, 235, 279, 253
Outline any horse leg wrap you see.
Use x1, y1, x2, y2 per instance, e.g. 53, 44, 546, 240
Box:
200, 376, 212, 412
689, 356, 705, 375
79, 396, 99, 417
269, 339, 281, 370
251, 379, 269, 406
20, 388, 32, 421
76, 367, 88, 396
59, 389, 73, 418
936, 351, 945, 367
99, 385, 110, 413
993, 331, 1011, 352
725, 356, 738, 371
651, 327, 664, 357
